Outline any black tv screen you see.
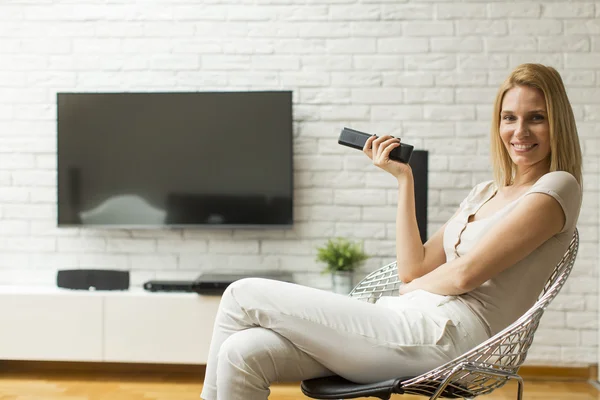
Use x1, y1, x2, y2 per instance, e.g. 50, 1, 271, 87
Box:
57, 91, 294, 228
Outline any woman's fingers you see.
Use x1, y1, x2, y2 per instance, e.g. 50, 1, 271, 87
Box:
373, 137, 400, 162
372, 135, 394, 146
371, 135, 392, 155
363, 134, 399, 163
363, 133, 408, 178
362, 134, 377, 158
380, 138, 401, 160
362, 135, 376, 151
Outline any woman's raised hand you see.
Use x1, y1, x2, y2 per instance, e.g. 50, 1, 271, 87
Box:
363, 134, 412, 179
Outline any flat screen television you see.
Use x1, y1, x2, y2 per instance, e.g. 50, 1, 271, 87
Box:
57, 91, 294, 228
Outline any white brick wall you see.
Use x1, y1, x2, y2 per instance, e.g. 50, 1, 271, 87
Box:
0, 0, 598, 367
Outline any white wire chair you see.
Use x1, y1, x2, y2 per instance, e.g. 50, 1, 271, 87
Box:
301, 229, 579, 400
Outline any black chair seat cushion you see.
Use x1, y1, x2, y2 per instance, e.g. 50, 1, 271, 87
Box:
300, 375, 406, 399
301, 375, 472, 399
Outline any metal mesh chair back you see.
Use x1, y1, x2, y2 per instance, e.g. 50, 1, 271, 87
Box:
348, 229, 579, 398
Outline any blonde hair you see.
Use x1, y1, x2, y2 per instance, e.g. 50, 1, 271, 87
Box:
490, 63, 582, 187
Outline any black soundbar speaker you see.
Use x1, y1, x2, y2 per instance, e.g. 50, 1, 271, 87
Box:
409, 150, 428, 244
57, 269, 130, 291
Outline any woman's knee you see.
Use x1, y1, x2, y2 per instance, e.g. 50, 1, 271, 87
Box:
217, 332, 246, 366
217, 278, 273, 327
219, 278, 296, 329
222, 277, 274, 309
217, 329, 274, 377
224, 277, 264, 299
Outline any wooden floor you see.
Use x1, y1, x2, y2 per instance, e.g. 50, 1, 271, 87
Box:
0, 372, 599, 400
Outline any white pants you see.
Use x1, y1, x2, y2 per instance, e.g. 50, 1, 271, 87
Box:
200, 278, 490, 400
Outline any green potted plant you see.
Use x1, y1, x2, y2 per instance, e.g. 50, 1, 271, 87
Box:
316, 237, 369, 294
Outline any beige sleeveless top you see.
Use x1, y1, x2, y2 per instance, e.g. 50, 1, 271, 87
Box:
443, 171, 582, 336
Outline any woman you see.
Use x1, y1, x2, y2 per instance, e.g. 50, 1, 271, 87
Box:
200, 63, 583, 400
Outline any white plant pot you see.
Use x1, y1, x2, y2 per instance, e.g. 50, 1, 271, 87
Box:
331, 271, 354, 295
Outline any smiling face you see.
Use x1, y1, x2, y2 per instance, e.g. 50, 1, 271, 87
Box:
499, 85, 551, 172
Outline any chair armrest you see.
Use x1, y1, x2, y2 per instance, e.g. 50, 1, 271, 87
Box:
348, 261, 402, 302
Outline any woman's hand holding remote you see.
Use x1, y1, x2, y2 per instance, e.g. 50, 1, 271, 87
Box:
363, 134, 413, 180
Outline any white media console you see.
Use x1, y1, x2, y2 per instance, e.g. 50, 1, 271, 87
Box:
0, 286, 221, 364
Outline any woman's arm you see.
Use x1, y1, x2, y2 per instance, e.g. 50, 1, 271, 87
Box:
395, 171, 458, 282
394, 172, 425, 282
363, 134, 457, 283
399, 191, 566, 296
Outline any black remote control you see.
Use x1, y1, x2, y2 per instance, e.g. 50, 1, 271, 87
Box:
338, 127, 414, 164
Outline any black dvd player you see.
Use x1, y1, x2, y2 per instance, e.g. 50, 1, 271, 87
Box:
143, 271, 294, 295
143, 280, 196, 293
